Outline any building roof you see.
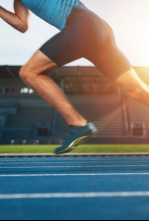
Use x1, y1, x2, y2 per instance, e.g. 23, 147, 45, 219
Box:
0, 66, 20, 78
1, 66, 149, 83
0, 66, 104, 79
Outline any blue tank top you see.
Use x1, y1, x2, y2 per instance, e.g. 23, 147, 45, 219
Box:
20, 0, 81, 30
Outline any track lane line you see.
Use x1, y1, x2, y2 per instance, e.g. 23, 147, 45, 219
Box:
1, 165, 149, 169
1, 191, 149, 199
1, 173, 149, 177
2, 161, 149, 165
0, 158, 148, 163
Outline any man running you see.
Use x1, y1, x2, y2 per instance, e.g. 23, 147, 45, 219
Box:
1, 0, 149, 154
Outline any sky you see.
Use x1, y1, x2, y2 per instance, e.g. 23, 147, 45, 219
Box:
1, 0, 149, 66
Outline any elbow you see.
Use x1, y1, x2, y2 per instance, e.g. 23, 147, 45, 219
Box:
20, 29, 28, 33
14, 17, 29, 33
16, 20, 29, 33
19, 24, 29, 33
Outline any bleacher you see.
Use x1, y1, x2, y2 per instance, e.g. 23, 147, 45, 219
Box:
0, 66, 149, 144
72, 96, 125, 138
6, 107, 53, 128
2, 107, 54, 140
127, 98, 149, 137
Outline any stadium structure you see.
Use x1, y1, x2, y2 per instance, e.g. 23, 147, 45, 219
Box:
0, 65, 149, 145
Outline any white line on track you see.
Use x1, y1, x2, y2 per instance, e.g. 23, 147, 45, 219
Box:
1, 173, 149, 177
0, 158, 148, 162
0, 159, 103, 162
0, 165, 149, 169
0, 191, 149, 199
0, 161, 149, 165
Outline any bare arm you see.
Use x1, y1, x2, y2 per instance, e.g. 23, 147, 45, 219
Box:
0, 0, 30, 33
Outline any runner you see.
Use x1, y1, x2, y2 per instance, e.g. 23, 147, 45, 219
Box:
1, 0, 149, 154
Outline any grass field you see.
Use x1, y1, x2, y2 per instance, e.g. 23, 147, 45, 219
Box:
1, 144, 149, 154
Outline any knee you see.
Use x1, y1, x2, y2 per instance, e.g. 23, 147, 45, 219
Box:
116, 79, 146, 100
19, 65, 36, 82
126, 87, 148, 101
19, 66, 28, 82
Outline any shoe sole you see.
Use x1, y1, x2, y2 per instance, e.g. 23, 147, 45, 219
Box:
55, 133, 93, 155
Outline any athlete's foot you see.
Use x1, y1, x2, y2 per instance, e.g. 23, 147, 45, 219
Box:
54, 122, 97, 155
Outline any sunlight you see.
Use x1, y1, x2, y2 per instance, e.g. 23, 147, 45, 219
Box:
105, 0, 149, 66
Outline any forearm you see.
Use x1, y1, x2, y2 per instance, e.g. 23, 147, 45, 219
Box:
0, 6, 28, 33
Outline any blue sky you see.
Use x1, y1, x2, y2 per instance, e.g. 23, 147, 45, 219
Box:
1, 0, 149, 66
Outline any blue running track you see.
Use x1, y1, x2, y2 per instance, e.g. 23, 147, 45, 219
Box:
0, 156, 149, 220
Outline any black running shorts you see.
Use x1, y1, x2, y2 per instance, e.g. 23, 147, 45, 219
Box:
40, 4, 131, 81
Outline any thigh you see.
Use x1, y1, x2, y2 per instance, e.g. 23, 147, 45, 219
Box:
89, 30, 132, 82
39, 6, 112, 67
24, 50, 58, 74
39, 26, 84, 67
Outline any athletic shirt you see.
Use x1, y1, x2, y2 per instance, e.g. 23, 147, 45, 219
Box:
20, 0, 81, 30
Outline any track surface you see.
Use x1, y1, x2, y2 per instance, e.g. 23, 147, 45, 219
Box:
0, 156, 149, 220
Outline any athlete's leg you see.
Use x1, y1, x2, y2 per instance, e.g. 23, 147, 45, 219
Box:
114, 67, 149, 107
90, 26, 149, 108
19, 50, 87, 126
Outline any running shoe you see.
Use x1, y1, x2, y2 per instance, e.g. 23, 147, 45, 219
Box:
54, 122, 97, 154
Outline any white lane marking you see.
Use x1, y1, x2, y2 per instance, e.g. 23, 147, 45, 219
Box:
0, 158, 148, 163
0, 161, 149, 165
0, 191, 149, 199
1, 173, 149, 177
0, 159, 102, 162
0, 165, 149, 169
